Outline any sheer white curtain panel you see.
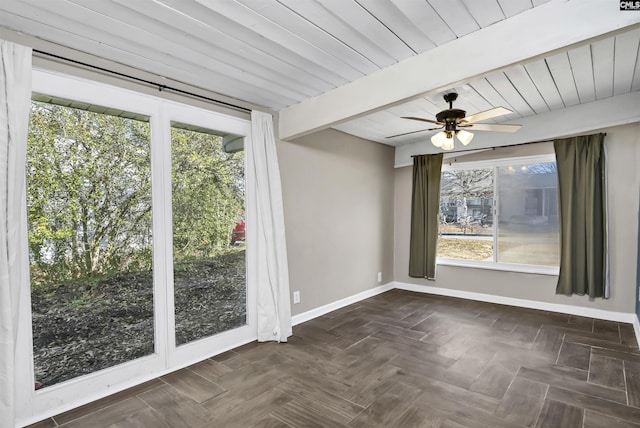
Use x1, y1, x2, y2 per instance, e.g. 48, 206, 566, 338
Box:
248, 111, 292, 342
0, 40, 32, 428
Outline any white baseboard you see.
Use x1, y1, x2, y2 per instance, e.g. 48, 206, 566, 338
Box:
634, 314, 640, 348
291, 282, 394, 326
289, 280, 640, 346
394, 281, 637, 324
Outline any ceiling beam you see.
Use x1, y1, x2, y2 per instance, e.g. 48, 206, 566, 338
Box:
394, 91, 640, 167
279, 0, 640, 141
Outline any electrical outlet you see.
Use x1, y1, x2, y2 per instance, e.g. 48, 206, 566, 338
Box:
377, 272, 382, 282
293, 291, 300, 304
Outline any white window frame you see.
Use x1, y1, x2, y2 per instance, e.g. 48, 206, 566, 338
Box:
17, 68, 256, 426
438, 154, 560, 276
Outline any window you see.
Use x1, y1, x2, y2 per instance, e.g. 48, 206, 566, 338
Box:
437, 156, 559, 271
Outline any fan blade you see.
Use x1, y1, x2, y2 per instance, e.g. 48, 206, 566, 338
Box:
401, 116, 442, 125
386, 127, 442, 139
461, 107, 512, 124
466, 123, 522, 133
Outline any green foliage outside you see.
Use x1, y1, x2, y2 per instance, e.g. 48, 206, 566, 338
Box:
27, 101, 244, 289
171, 127, 244, 263
27, 102, 152, 286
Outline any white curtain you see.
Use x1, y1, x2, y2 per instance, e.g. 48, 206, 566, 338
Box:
248, 111, 292, 342
0, 40, 32, 428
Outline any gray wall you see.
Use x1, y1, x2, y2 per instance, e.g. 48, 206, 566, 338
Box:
394, 123, 640, 314
278, 129, 395, 316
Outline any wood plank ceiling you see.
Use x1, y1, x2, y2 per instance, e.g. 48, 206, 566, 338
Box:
1, 0, 640, 149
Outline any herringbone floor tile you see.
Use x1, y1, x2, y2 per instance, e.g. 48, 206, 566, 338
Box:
29, 290, 640, 427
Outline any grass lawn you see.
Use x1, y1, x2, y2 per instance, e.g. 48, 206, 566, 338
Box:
437, 224, 559, 266
437, 237, 493, 260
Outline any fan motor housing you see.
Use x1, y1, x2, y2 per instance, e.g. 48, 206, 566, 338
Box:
435, 108, 466, 123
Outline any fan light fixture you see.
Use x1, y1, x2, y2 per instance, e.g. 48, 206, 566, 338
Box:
456, 129, 474, 146
431, 129, 475, 150
391, 92, 522, 150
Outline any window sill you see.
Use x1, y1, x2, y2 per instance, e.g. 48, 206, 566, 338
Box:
436, 258, 559, 276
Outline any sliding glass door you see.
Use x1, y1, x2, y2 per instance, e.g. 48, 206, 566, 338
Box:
17, 69, 254, 424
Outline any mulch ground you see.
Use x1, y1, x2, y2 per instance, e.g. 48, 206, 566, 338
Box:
30, 249, 246, 388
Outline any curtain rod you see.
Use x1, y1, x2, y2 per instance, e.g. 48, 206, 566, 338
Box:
410, 132, 607, 157
33, 49, 252, 114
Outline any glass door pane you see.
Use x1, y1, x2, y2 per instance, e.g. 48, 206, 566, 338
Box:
496, 162, 560, 266
27, 100, 154, 389
171, 125, 246, 346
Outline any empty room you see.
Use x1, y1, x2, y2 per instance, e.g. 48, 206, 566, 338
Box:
1, 1, 640, 427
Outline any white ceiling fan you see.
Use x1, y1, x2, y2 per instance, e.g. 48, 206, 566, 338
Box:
388, 93, 522, 150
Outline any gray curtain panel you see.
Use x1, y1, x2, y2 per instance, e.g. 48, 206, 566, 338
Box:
554, 133, 608, 298
409, 153, 443, 279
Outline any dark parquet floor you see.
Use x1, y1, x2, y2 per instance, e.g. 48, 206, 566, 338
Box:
29, 289, 640, 427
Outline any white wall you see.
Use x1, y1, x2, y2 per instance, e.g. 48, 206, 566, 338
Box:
278, 129, 395, 315
394, 123, 640, 314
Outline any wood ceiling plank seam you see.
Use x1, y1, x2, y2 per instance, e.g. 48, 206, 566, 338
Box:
352, 0, 436, 54
18, 0, 311, 102
591, 37, 615, 100
382, 124, 432, 141
71, 0, 330, 98
496, 0, 534, 18
317, 0, 417, 60
503, 66, 550, 114
467, 78, 521, 121
454, 84, 496, 113
211, 0, 368, 83
397, 132, 435, 146
109, 0, 345, 94
427, 0, 480, 38
0, 8, 293, 109
267, 4, 388, 76
523, 60, 564, 111
385, 104, 424, 118
389, 0, 457, 46
236, 0, 377, 76
385, 98, 441, 119
365, 110, 414, 133
613, 29, 640, 96
333, 116, 390, 137
160, 0, 357, 88
275, 0, 398, 68
346, 113, 398, 136
460, 0, 506, 28
545, 52, 580, 108
485, 72, 536, 117
567, 44, 596, 104
519, 64, 552, 113
405, 98, 444, 117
